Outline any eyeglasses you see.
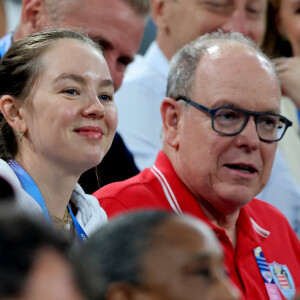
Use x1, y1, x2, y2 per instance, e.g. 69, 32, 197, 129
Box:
176, 96, 292, 142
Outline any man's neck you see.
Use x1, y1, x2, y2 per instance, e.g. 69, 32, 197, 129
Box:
156, 35, 175, 61
201, 205, 240, 248
13, 26, 24, 42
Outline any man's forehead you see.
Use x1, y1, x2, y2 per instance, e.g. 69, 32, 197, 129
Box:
191, 42, 280, 109
201, 42, 256, 62
196, 42, 276, 80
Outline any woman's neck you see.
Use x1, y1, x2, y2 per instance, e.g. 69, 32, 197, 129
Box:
14, 153, 80, 219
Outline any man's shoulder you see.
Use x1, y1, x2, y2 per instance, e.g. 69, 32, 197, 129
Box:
93, 167, 170, 218
247, 199, 300, 276
94, 168, 157, 200
248, 198, 290, 220
246, 198, 297, 236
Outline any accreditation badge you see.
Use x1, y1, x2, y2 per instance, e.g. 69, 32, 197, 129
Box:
269, 262, 295, 300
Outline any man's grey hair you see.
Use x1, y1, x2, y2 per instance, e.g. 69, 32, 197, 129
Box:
45, 0, 150, 23
74, 210, 174, 300
166, 31, 278, 100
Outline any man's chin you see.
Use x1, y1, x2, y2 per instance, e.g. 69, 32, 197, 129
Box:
218, 185, 255, 207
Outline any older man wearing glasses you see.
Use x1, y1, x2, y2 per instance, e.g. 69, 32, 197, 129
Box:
95, 32, 300, 299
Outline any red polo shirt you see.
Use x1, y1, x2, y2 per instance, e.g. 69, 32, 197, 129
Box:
94, 151, 300, 299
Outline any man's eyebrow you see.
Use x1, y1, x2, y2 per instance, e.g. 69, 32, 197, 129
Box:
212, 100, 280, 114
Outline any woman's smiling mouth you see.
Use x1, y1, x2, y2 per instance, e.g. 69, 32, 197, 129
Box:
74, 126, 103, 139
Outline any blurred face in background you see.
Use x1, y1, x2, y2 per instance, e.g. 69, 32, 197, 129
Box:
46, 0, 145, 90
20, 247, 84, 300
154, 0, 267, 59
277, 0, 300, 56
132, 217, 239, 300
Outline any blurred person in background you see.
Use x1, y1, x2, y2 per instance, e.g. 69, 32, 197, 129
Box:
262, 0, 300, 186
76, 210, 239, 300
0, 212, 85, 300
0, 0, 22, 37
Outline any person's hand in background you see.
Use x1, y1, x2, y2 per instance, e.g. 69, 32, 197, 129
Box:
274, 57, 300, 110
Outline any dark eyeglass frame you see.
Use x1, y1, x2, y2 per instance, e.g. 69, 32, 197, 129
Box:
176, 96, 293, 142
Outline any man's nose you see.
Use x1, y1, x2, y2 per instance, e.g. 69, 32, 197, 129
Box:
221, 8, 249, 37
236, 117, 260, 150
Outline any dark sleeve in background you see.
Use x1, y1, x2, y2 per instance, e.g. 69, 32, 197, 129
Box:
78, 132, 140, 194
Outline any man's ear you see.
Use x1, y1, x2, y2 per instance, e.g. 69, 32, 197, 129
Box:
151, 0, 169, 30
161, 97, 182, 149
19, 0, 48, 36
0, 95, 27, 134
106, 282, 141, 300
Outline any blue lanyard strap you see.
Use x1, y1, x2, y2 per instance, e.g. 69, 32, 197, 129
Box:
68, 204, 87, 241
9, 160, 88, 241
9, 160, 51, 222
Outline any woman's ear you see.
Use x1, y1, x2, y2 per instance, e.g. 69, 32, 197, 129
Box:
0, 95, 27, 134
160, 97, 182, 149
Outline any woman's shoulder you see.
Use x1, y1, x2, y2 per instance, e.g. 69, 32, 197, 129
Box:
71, 184, 107, 236
0, 159, 21, 189
0, 159, 43, 215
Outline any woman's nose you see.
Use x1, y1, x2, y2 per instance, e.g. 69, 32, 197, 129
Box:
82, 95, 105, 118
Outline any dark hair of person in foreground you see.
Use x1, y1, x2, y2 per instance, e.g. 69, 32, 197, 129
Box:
0, 212, 71, 298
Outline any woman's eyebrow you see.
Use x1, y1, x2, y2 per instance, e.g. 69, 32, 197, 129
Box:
53, 73, 86, 84
52, 74, 114, 90
99, 79, 114, 89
